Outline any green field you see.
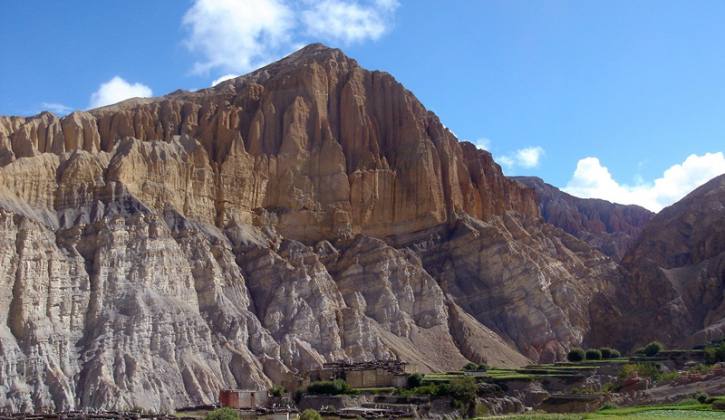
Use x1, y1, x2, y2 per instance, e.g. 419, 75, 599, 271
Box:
477, 400, 725, 419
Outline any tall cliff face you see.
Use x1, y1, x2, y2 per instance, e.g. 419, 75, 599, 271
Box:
0, 44, 538, 242
597, 174, 725, 349
0, 44, 622, 412
512, 177, 653, 260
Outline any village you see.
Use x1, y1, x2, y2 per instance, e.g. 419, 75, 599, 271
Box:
5, 341, 725, 419
175, 340, 725, 419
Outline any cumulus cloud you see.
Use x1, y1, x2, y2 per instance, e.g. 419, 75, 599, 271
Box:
183, 0, 294, 75
563, 152, 725, 212
40, 102, 72, 115
498, 146, 545, 169
89, 76, 152, 108
182, 0, 399, 78
301, 0, 394, 43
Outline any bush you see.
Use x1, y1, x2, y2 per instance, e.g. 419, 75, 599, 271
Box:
643, 341, 664, 357
585, 348, 602, 360
205, 408, 239, 420
567, 348, 586, 362
299, 409, 322, 420
695, 392, 709, 404
407, 373, 423, 388
462, 362, 479, 371
600, 347, 621, 359
306, 379, 352, 395
269, 385, 285, 397
477, 363, 489, 371
619, 363, 662, 382
439, 377, 478, 409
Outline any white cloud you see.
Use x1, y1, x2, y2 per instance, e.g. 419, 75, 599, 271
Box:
498, 146, 545, 169
182, 0, 399, 80
40, 102, 72, 115
563, 152, 725, 212
211, 73, 238, 86
183, 0, 294, 75
516, 146, 545, 168
89, 76, 152, 108
301, 0, 395, 43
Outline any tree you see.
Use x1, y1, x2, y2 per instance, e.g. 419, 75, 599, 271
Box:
407, 373, 423, 388
585, 348, 602, 360
306, 379, 351, 395
643, 341, 664, 357
205, 408, 239, 420
600, 347, 621, 359
462, 362, 479, 371
299, 409, 322, 420
567, 348, 586, 362
269, 385, 285, 397
441, 377, 478, 409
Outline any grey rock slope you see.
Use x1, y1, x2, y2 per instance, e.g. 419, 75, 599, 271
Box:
512, 176, 653, 260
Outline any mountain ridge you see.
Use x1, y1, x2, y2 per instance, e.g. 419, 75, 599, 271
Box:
0, 43, 719, 412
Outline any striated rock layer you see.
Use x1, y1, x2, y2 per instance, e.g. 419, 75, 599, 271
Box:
512, 176, 653, 261
0, 44, 622, 412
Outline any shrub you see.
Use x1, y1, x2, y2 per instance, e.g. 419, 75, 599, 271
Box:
705, 346, 718, 364
205, 408, 239, 420
600, 347, 621, 359
269, 385, 285, 397
643, 341, 664, 357
407, 373, 423, 388
619, 363, 662, 382
695, 392, 709, 404
299, 409, 322, 420
477, 363, 489, 371
585, 349, 602, 360
567, 348, 586, 362
439, 377, 478, 409
306, 379, 352, 395
462, 362, 479, 371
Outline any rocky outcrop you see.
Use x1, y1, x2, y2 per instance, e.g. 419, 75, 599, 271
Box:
588, 174, 725, 350
409, 215, 622, 362
0, 44, 624, 411
513, 176, 653, 260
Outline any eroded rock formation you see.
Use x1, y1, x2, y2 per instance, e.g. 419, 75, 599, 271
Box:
0, 44, 624, 411
513, 176, 653, 260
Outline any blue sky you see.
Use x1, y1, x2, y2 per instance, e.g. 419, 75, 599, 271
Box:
2, 0, 725, 211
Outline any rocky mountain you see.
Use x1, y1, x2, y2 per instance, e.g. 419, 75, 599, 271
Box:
599, 174, 725, 350
512, 177, 654, 260
0, 44, 624, 412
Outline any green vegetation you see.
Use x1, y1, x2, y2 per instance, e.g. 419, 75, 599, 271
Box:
644, 341, 665, 357
306, 379, 355, 395
407, 372, 423, 388
600, 347, 621, 359
568, 348, 586, 362
398, 376, 477, 409
476, 399, 725, 419
619, 362, 663, 382
704, 342, 725, 363
586, 349, 603, 360
269, 385, 285, 397
463, 362, 489, 371
204, 408, 239, 420
299, 409, 322, 420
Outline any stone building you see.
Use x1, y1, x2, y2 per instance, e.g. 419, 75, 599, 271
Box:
308, 360, 410, 388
